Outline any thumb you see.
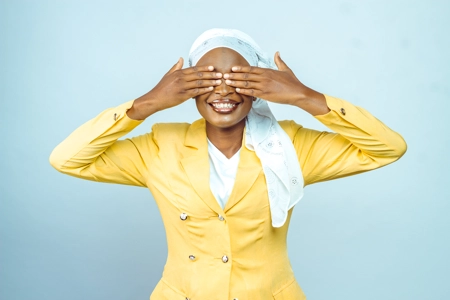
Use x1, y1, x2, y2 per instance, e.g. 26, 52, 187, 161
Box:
274, 52, 291, 72
167, 57, 184, 74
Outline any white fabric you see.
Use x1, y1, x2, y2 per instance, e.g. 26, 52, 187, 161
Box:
207, 139, 241, 209
189, 28, 304, 227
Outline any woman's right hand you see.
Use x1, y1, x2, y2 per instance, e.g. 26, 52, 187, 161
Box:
127, 58, 223, 120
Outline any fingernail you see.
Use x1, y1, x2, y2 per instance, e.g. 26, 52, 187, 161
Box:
208, 66, 214, 71
216, 80, 222, 84
225, 79, 232, 85
208, 86, 213, 90
223, 73, 229, 79
232, 66, 238, 71
236, 88, 241, 92
216, 72, 222, 78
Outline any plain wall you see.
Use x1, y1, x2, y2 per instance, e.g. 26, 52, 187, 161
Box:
1, 0, 449, 299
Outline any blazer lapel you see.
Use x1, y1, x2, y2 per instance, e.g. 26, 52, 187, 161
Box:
180, 119, 223, 214
224, 139, 262, 213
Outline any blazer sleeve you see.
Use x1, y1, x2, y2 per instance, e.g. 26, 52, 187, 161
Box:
49, 100, 155, 187
288, 95, 407, 186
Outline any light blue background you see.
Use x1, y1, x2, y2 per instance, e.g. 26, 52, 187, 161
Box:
1, 0, 449, 299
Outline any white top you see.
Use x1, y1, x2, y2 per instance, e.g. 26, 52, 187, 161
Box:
207, 139, 241, 209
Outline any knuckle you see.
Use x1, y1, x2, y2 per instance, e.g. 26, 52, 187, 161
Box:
196, 80, 203, 86
197, 72, 203, 78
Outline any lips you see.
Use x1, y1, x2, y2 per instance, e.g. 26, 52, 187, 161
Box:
209, 99, 240, 113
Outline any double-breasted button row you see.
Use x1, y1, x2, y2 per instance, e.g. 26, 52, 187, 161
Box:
188, 254, 229, 263
180, 212, 226, 222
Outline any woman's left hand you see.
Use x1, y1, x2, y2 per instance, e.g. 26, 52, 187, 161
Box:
224, 52, 330, 115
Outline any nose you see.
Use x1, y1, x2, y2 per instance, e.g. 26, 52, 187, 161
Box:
215, 79, 233, 96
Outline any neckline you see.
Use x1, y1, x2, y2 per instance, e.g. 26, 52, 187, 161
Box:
207, 138, 241, 162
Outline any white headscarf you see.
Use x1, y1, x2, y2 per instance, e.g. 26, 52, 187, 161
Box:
189, 28, 304, 227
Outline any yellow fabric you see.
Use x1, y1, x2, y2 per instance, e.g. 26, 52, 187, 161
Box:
50, 95, 406, 299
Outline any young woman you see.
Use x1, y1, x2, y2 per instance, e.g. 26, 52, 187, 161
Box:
50, 29, 406, 299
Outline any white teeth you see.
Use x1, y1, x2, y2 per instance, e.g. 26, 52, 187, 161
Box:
212, 103, 236, 109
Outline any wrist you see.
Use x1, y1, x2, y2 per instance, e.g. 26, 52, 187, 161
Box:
293, 89, 330, 116
126, 93, 160, 120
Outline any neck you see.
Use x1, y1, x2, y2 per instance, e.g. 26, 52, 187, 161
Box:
206, 120, 245, 159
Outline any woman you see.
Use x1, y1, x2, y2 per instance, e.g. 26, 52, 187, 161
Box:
50, 29, 407, 299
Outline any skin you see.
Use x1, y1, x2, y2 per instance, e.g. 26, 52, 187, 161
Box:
127, 47, 330, 158
194, 48, 254, 158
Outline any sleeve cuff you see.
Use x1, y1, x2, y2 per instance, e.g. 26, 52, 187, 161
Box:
110, 100, 144, 129
314, 94, 355, 126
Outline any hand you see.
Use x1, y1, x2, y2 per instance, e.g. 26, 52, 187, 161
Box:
127, 58, 223, 120
223, 52, 329, 115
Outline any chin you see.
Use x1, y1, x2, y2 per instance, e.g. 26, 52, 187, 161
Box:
205, 115, 247, 131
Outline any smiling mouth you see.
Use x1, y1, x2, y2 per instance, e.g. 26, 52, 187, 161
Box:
209, 100, 240, 113
212, 102, 236, 109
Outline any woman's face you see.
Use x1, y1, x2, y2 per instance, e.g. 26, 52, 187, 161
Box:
195, 47, 253, 131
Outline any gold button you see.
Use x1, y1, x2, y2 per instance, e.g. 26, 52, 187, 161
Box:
189, 255, 195, 261
340, 108, 346, 115
180, 213, 188, 221
218, 215, 225, 221
222, 255, 229, 263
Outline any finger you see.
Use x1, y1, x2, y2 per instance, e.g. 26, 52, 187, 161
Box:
224, 79, 261, 90
184, 71, 223, 81
182, 65, 216, 75
274, 51, 292, 72
167, 57, 184, 74
235, 87, 262, 98
231, 65, 265, 74
186, 86, 214, 97
184, 79, 222, 89
223, 72, 261, 81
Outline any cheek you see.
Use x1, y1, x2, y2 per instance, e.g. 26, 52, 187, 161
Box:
194, 93, 209, 103
194, 95, 210, 117
243, 96, 254, 112
194, 94, 207, 105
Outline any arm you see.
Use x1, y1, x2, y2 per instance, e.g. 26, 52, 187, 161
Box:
49, 100, 150, 186
225, 52, 407, 185
289, 95, 407, 185
50, 58, 223, 185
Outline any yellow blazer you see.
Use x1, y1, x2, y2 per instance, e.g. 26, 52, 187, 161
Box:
50, 95, 406, 299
